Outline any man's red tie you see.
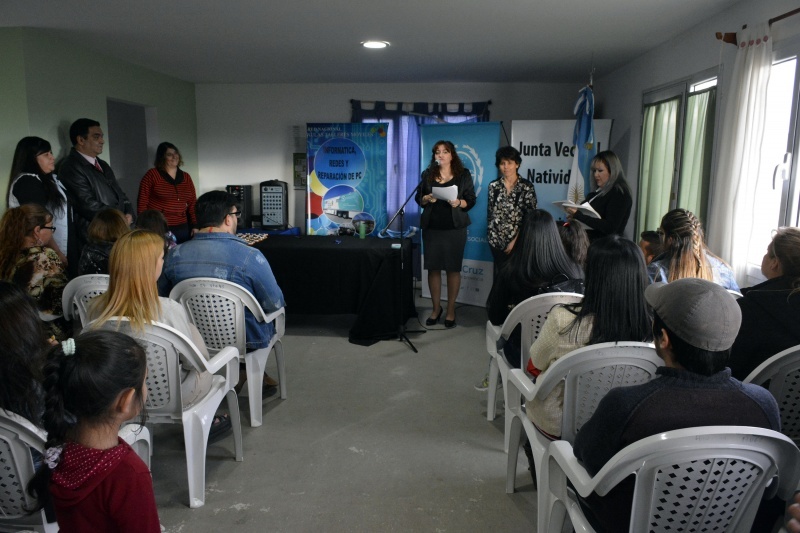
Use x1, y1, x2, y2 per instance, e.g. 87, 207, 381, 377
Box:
94, 160, 102, 173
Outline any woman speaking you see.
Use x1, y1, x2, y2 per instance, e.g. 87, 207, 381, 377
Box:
415, 140, 476, 328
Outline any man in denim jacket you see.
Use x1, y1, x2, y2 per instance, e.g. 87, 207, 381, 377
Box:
163, 190, 285, 352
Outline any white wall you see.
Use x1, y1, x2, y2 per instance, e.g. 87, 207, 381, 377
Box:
596, 0, 800, 238
195, 82, 578, 228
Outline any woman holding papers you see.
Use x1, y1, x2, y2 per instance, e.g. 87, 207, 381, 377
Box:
486, 146, 537, 273
566, 150, 632, 240
415, 140, 476, 328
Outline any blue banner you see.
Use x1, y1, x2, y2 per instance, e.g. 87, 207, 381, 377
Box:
306, 123, 388, 236
419, 122, 501, 306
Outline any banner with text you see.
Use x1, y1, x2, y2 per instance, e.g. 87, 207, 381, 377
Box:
306, 123, 389, 236
511, 119, 612, 221
419, 122, 501, 307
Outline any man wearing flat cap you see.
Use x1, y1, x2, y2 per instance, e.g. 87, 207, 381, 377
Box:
572, 278, 780, 533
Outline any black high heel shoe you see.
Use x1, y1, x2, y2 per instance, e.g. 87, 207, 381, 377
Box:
444, 313, 456, 329
426, 309, 443, 326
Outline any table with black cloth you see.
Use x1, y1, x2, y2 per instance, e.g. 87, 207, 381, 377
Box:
253, 235, 417, 345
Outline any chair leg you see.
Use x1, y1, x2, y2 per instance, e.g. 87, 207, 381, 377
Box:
226, 389, 244, 461
506, 414, 524, 494
487, 357, 499, 421
275, 340, 287, 399
244, 349, 269, 427
183, 411, 210, 508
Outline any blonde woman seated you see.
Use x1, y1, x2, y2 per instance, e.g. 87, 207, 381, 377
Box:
647, 208, 738, 291
526, 235, 652, 439
87, 229, 231, 440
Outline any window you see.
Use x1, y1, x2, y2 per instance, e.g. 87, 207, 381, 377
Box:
636, 71, 718, 235
741, 39, 800, 286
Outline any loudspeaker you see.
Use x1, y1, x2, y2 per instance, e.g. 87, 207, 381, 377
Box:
226, 185, 252, 229
260, 180, 288, 230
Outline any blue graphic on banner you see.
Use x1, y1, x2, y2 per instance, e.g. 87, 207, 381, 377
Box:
419, 122, 501, 306
306, 123, 388, 236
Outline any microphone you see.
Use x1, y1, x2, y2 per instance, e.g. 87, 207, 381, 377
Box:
434, 159, 440, 166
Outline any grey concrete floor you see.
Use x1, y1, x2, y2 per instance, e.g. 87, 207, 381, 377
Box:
154, 292, 536, 532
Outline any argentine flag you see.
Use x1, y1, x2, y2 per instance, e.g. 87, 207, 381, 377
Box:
566, 85, 597, 204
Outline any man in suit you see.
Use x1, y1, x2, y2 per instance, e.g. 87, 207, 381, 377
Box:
58, 118, 135, 274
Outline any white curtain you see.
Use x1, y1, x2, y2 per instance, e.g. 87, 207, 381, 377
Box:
707, 23, 772, 283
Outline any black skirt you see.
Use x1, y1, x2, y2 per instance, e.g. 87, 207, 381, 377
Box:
422, 227, 467, 272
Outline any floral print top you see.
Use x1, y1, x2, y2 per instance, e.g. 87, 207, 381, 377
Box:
11, 246, 70, 340
486, 176, 537, 251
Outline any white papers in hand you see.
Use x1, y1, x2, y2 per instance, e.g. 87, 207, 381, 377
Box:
553, 200, 601, 219
432, 185, 458, 202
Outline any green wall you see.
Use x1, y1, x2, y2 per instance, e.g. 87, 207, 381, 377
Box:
0, 28, 198, 216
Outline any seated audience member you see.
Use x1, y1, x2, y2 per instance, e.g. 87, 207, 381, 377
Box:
0, 281, 50, 426
163, 190, 285, 392
88, 230, 233, 440
729, 227, 800, 380
526, 235, 651, 438
572, 278, 780, 533
26, 330, 160, 532
78, 208, 130, 275
137, 209, 178, 249
638, 229, 661, 264
0, 204, 70, 341
485, 210, 583, 366
647, 208, 739, 291
558, 220, 589, 269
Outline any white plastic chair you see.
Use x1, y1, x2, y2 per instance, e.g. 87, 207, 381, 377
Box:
0, 408, 57, 532
485, 292, 583, 451
61, 274, 109, 325
97, 318, 243, 508
744, 344, 800, 446
540, 426, 800, 533
506, 342, 660, 522
118, 423, 152, 469
170, 278, 286, 428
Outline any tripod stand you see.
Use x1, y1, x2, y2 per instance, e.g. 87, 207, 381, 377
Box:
380, 182, 425, 353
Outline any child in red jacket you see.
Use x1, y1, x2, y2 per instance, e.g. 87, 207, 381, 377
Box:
27, 331, 160, 532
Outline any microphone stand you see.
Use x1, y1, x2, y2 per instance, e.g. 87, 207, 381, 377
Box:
380, 178, 426, 353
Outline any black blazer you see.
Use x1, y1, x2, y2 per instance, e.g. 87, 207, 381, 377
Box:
415, 169, 477, 229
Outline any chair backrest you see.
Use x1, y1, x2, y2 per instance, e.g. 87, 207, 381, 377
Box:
499, 292, 584, 369
0, 408, 52, 531
169, 277, 269, 355
582, 426, 800, 532
534, 342, 660, 443
744, 344, 800, 446
95, 318, 206, 423
61, 274, 110, 324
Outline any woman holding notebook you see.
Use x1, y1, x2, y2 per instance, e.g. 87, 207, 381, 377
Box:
566, 150, 632, 241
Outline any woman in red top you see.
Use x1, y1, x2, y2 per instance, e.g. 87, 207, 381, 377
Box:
137, 142, 197, 243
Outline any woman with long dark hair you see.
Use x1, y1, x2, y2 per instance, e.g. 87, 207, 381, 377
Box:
526, 235, 652, 438
415, 140, 476, 328
7, 136, 71, 266
137, 142, 197, 243
566, 150, 633, 241
476, 210, 583, 391
0, 281, 50, 425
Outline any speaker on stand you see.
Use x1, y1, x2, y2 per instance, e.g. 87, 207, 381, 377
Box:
260, 180, 289, 230
226, 185, 252, 229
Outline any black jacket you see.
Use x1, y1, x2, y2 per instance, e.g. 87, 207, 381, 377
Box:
729, 276, 800, 380
572, 182, 632, 241
58, 149, 134, 252
415, 169, 476, 229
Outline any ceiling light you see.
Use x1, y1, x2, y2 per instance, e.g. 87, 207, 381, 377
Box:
362, 41, 389, 49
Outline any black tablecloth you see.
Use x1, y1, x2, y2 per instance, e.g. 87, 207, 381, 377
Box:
254, 235, 416, 345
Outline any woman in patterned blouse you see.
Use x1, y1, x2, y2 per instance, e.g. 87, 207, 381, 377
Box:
486, 146, 537, 275
0, 204, 70, 341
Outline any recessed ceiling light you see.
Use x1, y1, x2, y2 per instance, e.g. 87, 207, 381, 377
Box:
362, 41, 390, 49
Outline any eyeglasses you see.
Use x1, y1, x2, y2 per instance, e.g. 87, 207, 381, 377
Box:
228, 210, 241, 219
42, 226, 56, 232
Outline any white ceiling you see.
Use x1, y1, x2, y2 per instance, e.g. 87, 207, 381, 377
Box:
4, 0, 741, 84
